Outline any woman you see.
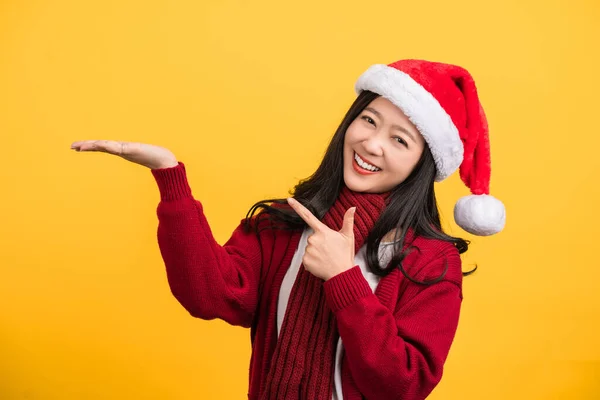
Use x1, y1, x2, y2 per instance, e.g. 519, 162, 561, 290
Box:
71, 59, 506, 400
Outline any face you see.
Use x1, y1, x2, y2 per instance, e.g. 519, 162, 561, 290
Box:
343, 96, 426, 193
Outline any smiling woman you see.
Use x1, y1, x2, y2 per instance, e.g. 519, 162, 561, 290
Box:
72, 59, 505, 400
343, 97, 426, 193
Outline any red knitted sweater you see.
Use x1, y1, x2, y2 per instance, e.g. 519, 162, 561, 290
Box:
152, 162, 464, 400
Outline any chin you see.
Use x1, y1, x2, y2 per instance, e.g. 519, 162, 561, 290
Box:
344, 175, 394, 194
343, 173, 375, 193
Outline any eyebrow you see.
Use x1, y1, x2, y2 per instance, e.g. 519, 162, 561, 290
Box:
364, 107, 417, 143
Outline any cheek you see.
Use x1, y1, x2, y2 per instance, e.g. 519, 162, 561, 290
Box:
345, 121, 368, 143
388, 151, 420, 176
409, 150, 423, 167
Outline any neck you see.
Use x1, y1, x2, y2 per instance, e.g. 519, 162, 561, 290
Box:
338, 185, 399, 244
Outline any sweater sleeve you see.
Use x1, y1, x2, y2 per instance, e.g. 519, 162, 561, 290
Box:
151, 162, 263, 328
323, 249, 462, 400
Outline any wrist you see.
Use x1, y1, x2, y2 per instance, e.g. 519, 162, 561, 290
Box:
151, 161, 193, 201
325, 264, 354, 281
323, 266, 372, 312
152, 159, 179, 170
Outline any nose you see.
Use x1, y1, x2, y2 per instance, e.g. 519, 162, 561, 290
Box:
362, 134, 384, 157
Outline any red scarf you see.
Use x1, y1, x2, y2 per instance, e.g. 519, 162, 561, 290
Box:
261, 185, 389, 399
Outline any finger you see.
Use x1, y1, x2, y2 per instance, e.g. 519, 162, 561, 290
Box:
74, 140, 125, 155
70, 140, 89, 150
302, 253, 314, 268
71, 140, 106, 152
287, 198, 327, 232
340, 207, 356, 238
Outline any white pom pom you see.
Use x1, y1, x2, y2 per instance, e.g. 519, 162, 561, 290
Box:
454, 194, 506, 236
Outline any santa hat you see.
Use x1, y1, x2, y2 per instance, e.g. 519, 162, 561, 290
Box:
355, 59, 506, 236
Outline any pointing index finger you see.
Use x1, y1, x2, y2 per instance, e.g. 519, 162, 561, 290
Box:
287, 198, 326, 231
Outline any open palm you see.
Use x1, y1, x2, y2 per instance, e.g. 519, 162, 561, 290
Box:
70, 140, 178, 170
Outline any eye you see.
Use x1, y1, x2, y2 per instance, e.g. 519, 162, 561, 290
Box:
361, 115, 376, 125
394, 136, 408, 147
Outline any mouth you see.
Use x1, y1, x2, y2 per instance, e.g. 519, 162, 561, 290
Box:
353, 152, 382, 175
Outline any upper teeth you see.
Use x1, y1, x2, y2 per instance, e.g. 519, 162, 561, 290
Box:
355, 153, 381, 172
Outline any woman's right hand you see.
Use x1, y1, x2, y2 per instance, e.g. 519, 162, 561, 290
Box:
70, 140, 179, 170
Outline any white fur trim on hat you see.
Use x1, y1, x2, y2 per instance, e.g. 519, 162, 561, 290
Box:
355, 64, 463, 182
454, 194, 506, 236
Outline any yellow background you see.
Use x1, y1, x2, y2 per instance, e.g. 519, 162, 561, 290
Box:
1, 0, 599, 398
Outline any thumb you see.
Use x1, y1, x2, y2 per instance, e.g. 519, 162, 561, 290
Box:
340, 207, 356, 239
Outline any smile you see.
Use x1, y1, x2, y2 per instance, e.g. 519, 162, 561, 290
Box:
353, 152, 381, 174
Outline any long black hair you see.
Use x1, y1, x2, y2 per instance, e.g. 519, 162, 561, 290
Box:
243, 90, 473, 284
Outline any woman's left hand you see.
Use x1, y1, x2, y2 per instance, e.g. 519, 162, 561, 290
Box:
286, 198, 357, 281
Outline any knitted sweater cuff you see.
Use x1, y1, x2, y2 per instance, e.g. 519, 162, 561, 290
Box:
151, 162, 193, 201
323, 266, 373, 313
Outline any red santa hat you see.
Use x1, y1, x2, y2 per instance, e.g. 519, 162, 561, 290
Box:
355, 59, 506, 236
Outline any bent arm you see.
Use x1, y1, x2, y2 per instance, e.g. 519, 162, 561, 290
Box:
323, 252, 462, 399
152, 162, 263, 327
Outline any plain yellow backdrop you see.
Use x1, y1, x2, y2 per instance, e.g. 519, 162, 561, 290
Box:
1, 0, 599, 398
